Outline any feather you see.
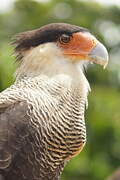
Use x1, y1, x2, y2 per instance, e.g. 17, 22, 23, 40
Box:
0, 74, 87, 180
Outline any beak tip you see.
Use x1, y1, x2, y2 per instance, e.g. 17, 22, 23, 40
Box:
89, 41, 109, 67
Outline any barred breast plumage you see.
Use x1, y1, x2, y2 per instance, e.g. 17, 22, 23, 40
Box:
0, 74, 87, 180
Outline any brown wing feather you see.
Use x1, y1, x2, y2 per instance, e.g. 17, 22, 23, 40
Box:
0, 101, 31, 170
0, 175, 4, 180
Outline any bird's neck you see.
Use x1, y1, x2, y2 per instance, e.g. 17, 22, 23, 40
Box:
15, 43, 90, 98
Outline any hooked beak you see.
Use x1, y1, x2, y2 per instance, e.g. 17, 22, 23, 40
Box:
59, 32, 109, 67
88, 41, 109, 68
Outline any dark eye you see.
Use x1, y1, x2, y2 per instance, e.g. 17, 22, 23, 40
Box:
59, 34, 71, 44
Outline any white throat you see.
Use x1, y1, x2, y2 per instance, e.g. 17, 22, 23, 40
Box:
15, 43, 90, 99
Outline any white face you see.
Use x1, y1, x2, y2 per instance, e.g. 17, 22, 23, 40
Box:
15, 42, 81, 78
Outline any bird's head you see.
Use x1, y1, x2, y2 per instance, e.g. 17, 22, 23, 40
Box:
13, 23, 109, 78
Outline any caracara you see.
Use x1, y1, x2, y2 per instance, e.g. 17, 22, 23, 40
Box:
0, 23, 108, 180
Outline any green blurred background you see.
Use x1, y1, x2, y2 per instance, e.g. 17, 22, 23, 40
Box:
0, 0, 120, 179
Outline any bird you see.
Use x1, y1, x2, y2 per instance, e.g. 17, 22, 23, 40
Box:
0, 23, 108, 180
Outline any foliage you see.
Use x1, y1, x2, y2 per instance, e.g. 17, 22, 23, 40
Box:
0, 0, 120, 179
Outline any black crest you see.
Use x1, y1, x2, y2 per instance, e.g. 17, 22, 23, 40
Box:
12, 23, 88, 61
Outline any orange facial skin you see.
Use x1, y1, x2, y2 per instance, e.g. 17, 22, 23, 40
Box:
57, 32, 97, 61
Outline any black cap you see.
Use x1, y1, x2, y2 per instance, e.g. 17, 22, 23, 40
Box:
12, 23, 88, 60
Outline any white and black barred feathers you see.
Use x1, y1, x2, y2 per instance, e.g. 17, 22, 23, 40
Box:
0, 73, 88, 180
